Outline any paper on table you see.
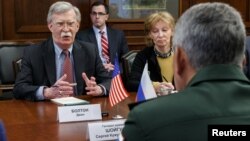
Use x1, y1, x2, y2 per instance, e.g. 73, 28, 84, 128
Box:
51, 97, 89, 106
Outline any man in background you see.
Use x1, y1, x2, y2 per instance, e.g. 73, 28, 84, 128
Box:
14, 1, 111, 101
123, 2, 250, 140
76, 1, 129, 73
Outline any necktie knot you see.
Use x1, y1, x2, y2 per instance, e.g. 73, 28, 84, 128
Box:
99, 31, 104, 35
63, 50, 70, 57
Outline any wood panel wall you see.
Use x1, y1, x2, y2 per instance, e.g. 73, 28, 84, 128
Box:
0, 0, 3, 40
0, 0, 250, 51
0, 0, 95, 40
179, 0, 250, 34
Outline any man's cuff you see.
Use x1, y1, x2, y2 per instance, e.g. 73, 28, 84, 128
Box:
36, 86, 45, 100
98, 84, 107, 96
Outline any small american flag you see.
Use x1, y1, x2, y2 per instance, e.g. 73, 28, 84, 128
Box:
109, 56, 129, 107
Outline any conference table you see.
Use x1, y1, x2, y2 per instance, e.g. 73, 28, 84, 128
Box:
0, 94, 136, 141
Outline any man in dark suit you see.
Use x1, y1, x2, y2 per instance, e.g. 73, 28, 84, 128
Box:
122, 2, 250, 141
13, 1, 111, 101
76, 1, 129, 73
243, 36, 250, 79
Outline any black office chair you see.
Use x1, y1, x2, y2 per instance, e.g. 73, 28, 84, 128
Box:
13, 58, 22, 79
122, 50, 139, 91
0, 41, 31, 99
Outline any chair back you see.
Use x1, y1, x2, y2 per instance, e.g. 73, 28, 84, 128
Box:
122, 50, 139, 89
13, 59, 22, 79
0, 41, 33, 84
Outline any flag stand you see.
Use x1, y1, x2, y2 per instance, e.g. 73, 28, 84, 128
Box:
101, 98, 109, 117
112, 104, 123, 119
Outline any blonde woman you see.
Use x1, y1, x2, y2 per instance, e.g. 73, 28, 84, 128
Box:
128, 11, 175, 94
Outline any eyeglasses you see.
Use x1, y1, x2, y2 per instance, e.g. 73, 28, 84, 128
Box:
90, 12, 107, 16
53, 21, 77, 28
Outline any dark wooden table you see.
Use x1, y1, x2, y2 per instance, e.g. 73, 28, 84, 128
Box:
0, 94, 136, 141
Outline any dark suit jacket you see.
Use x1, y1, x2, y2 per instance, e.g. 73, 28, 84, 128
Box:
13, 37, 111, 101
127, 46, 174, 91
76, 27, 129, 65
123, 64, 250, 141
244, 36, 250, 79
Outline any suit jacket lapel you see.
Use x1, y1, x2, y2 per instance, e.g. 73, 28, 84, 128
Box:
149, 51, 162, 78
89, 29, 98, 47
107, 28, 116, 62
72, 41, 85, 94
43, 39, 57, 85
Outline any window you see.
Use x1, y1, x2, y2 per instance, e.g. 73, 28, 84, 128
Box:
108, 0, 179, 19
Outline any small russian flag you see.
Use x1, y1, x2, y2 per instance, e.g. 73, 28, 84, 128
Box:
136, 62, 157, 102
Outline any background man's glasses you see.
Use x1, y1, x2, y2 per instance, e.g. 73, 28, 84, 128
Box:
90, 12, 107, 16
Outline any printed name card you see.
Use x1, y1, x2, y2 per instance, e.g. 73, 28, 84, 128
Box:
88, 119, 126, 141
57, 104, 102, 123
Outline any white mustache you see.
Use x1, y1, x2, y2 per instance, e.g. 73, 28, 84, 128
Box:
61, 32, 72, 37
